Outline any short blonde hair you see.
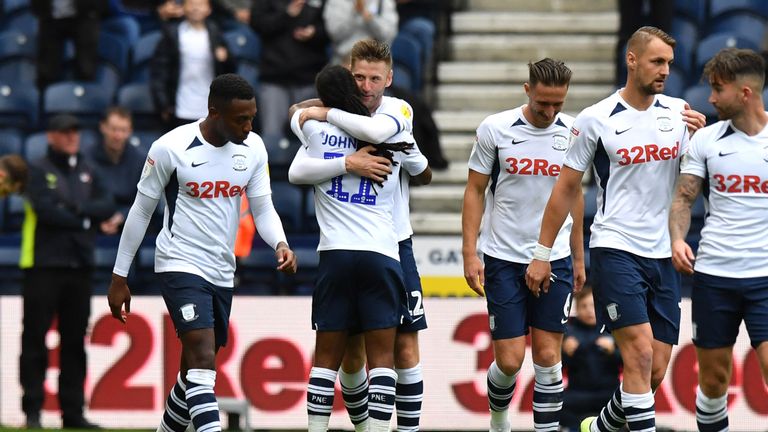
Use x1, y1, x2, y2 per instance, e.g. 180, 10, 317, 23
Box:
627, 26, 676, 56
350, 39, 393, 69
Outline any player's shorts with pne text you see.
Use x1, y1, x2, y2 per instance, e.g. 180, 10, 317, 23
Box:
590, 247, 681, 344
692, 272, 768, 349
483, 254, 574, 340
397, 237, 428, 332
160, 271, 234, 348
312, 249, 406, 332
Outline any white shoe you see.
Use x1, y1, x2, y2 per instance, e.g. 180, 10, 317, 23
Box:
489, 420, 511, 432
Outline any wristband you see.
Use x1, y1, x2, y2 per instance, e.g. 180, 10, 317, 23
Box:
532, 243, 552, 261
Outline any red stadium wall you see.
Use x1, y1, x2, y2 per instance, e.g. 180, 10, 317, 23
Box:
1, 297, 766, 430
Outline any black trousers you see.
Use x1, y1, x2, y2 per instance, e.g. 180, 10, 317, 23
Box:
36, 14, 100, 89
20, 267, 93, 420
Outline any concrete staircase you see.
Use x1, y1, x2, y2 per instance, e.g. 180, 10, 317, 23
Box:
410, 0, 619, 234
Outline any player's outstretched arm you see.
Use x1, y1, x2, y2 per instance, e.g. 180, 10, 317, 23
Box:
669, 173, 703, 275
461, 169, 490, 296
526, 165, 584, 296
288, 98, 322, 122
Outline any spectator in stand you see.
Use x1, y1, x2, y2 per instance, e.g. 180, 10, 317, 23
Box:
561, 286, 623, 432
324, 0, 398, 65
90, 107, 145, 236
31, 0, 107, 89
19, 113, 115, 430
251, 0, 328, 139
151, 0, 235, 130
0, 155, 28, 198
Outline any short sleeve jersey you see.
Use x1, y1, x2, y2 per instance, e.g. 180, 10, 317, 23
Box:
137, 121, 271, 287
564, 91, 689, 258
375, 96, 429, 241
468, 106, 575, 263
680, 118, 768, 278
291, 110, 412, 261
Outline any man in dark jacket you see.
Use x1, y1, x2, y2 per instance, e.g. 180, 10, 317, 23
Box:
150, 0, 235, 130
251, 0, 328, 138
19, 113, 115, 429
31, 0, 107, 89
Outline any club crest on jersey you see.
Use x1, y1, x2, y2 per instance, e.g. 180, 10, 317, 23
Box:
606, 303, 620, 322
180, 303, 198, 322
656, 116, 673, 132
232, 154, 247, 171
552, 134, 568, 151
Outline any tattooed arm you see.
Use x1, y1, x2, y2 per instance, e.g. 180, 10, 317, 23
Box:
669, 173, 704, 275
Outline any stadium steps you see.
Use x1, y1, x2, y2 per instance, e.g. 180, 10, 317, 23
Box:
409, 0, 618, 235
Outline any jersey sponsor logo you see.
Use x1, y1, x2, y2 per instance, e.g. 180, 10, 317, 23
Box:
616, 141, 680, 166
511, 138, 528, 145
186, 180, 245, 198
657, 116, 673, 132
552, 134, 568, 151
505, 157, 561, 176
570, 126, 580, 136
718, 150, 738, 157
713, 173, 768, 194
141, 159, 153, 180
191, 161, 208, 168
232, 154, 247, 171
615, 127, 632, 135
320, 131, 357, 148
401, 103, 412, 120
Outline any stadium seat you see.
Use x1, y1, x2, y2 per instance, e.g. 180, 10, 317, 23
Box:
709, 0, 768, 19
128, 129, 163, 155
674, 0, 708, 25
4, 194, 24, 231
0, 59, 36, 84
129, 30, 162, 83
101, 14, 141, 47
392, 63, 414, 94
270, 181, 303, 233
670, 17, 697, 76
683, 84, 718, 124
262, 133, 300, 181
235, 61, 260, 92
2, 0, 30, 16
392, 33, 423, 93
223, 27, 261, 64
0, 129, 23, 155
97, 31, 131, 79
664, 68, 686, 98
2, 11, 37, 38
43, 81, 114, 128
117, 82, 162, 129
23, 131, 47, 161
303, 186, 319, 233
0, 81, 38, 129
0, 30, 35, 61
706, 12, 767, 47
763, 87, 768, 103
694, 32, 760, 76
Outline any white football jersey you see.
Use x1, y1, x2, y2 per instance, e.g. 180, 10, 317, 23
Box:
565, 91, 690, 258
680, 118, 768, 278
375, 96, 429, 241
137, 121, 271, 287
468, 106, 575, 263
291, 114, 405, 260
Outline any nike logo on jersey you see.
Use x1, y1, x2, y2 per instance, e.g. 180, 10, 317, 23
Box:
615, 127, 632, 135
191, 161, 208, 167
718, 150, 738, 157
511, 138, 528, 145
